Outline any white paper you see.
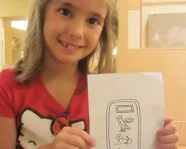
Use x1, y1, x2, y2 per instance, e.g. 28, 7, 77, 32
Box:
88, 72, 165, 149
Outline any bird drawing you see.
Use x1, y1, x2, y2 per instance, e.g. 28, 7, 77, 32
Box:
116, 116, 134, 132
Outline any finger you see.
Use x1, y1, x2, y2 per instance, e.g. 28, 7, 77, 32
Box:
157, 123, 177, 136
63, 127, 96, 147
63, 133, 89, 149
164, 117, 173, 126
158, 133, 179, 144
59, 143, 79, 149
155, 142, 178, 149
55, 134, 80, 149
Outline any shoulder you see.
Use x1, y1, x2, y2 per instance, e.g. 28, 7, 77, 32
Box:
0, 68, 18, 118
0, 68, 17, 87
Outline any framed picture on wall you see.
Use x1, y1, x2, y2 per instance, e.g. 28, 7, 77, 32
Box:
147, 13, 186, 48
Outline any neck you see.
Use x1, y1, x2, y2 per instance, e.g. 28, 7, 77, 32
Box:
41, 63, 79, 80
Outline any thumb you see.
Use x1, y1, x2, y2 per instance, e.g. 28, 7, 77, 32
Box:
76, 130, 96, 147
164, 117, 173, 126
85, 135, 96, 147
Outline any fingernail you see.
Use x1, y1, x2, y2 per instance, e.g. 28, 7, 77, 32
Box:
91, 138, 96, 146
169, 117, 174, 120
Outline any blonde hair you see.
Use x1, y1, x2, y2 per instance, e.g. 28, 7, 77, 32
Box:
15, 0, 118, 84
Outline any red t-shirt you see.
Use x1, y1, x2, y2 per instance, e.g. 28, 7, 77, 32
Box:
0, 68, 89, 149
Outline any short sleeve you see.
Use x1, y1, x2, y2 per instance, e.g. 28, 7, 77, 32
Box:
0, 69, 16, 118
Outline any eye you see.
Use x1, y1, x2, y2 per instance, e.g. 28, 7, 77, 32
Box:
59, 8, 72, 17
88, 18, 99, 25
28, 141, 36, 146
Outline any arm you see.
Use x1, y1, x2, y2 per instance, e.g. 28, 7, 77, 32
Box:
0, 69, 17, 149
0, 117, 17, 149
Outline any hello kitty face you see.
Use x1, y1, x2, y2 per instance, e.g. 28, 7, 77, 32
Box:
18, 108, 86, 149
18, 109, 55, 149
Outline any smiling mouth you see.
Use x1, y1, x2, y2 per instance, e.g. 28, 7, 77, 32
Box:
59, 40, 83, 50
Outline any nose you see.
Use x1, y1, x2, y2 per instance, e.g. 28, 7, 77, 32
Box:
68, 20, 84, 39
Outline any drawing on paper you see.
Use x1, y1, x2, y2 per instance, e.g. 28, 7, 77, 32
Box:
106, 99, 141, 149
115, 134, 132, 145
116, 116, 134, 132
116, 105, 134, 113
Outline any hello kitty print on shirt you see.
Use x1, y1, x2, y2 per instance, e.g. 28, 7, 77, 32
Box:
17, 108, 86, 149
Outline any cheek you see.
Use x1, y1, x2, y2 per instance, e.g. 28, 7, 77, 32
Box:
86, 29, 102, 48
43, 22, 60, 39
43, 16, 64, 40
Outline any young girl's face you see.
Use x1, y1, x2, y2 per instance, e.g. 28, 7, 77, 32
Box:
43, 0, 108, 65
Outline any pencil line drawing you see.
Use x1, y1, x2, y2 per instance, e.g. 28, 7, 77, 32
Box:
115, 105, 134, 113
115, 134, 132, 145
106, 99, 141, 149
116, 117, 134, 132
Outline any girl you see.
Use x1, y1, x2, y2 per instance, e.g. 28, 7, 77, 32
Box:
0, 0, 179, 149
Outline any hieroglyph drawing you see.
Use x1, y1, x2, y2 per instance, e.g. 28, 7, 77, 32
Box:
106, 99, 141, 149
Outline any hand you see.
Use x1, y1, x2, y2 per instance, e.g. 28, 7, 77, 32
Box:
48, 126, 96, 149
156, 117, 179, 149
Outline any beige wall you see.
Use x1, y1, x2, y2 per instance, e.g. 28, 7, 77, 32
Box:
3, 18, 12, 66
117, 0, 186, 120
117, 0, 186, 146
0, 19, 3, 69
0, 0, 29, 17
128, 1, 186, 49
117, 0, 186, 145
0, 0, 28, 67
143, 0, 186, 2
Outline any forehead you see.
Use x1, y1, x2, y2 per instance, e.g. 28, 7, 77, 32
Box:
52, 0, 108, 14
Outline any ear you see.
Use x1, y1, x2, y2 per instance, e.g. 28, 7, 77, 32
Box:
21, 109, 39, 126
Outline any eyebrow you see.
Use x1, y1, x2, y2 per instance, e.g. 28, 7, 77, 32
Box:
52, 1, 105, 21
53, 1, 76, 9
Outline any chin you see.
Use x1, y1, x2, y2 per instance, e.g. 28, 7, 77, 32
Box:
56, 55, 81, 65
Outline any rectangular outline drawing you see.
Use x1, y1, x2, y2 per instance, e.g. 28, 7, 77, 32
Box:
115, 105, 134, 113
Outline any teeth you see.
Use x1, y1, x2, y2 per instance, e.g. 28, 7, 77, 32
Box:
67, 45, 76, 50
61, 41, 67, 47
63, 42, 68, 47
61, 41, 79, 49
